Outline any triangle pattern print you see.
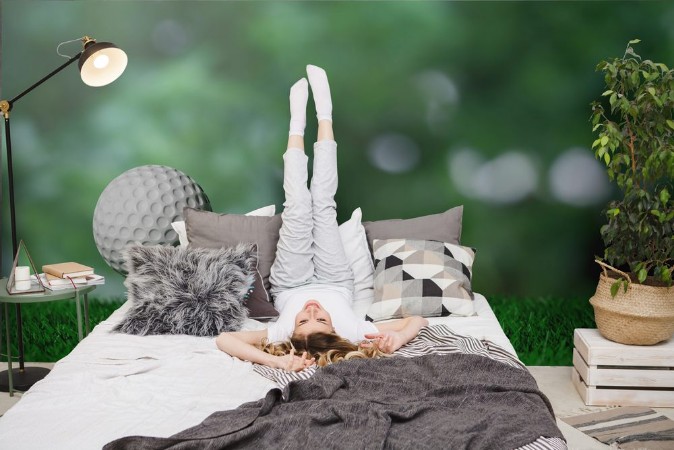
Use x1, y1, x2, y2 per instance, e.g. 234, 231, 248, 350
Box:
367, 238, 476, 322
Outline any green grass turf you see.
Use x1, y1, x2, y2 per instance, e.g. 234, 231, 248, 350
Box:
3, 299, 125, 363
3, 296, 596, 365
489, 295, 596, 365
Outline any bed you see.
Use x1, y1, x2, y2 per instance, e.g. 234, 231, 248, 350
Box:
0, 294, 564, 449
0, 206, 566, 449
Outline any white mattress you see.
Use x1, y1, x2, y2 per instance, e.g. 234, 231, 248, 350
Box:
0, 293, 516, 450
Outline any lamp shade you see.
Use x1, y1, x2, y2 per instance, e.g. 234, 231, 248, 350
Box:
78, 41, 127, 87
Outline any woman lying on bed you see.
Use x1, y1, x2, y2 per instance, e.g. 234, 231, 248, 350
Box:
217, 65, 427, 372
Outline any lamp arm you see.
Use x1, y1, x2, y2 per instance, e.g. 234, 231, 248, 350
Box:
1, 52, 81, 114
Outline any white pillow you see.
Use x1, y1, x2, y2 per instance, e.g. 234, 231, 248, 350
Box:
246, 204, 276, 217
171, 204, 276, 248
338, 208, 375, 318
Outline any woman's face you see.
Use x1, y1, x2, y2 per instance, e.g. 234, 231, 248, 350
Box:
294, 300, 334, 336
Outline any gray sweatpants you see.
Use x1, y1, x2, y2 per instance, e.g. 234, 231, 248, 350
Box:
269, 141, 354, 298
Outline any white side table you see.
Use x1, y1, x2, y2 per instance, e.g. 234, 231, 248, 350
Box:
0, 278, 96, 396
572, 328, 674, 407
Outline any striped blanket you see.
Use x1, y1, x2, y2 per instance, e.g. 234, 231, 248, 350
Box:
562, 406, 674, 449
254, 325, 524, 390
106, 325, 567, 450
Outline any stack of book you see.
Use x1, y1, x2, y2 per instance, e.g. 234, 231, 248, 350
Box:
40, 262, 105, 291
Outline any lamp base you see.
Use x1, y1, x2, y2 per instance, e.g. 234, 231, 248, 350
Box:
0, 366, 50, 392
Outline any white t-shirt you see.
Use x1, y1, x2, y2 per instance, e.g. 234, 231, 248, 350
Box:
267, 284, 378, 343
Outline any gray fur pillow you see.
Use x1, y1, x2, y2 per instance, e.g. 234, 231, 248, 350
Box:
114, 243, 257, 336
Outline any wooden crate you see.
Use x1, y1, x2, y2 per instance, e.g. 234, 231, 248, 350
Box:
572, 328, 674, 407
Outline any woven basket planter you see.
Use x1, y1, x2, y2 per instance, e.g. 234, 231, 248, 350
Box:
590, 273, 674, 345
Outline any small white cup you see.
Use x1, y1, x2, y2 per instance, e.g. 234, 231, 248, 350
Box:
14, 266, 30, 281
14, 266, 31, 291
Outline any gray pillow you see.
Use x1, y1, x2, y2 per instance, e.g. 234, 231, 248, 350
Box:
363, 206, 463, 251
184, 207, 282, 318
114, 243, 256, 336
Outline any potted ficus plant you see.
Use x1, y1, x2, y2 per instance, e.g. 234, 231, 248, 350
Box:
590, 39, 674, 345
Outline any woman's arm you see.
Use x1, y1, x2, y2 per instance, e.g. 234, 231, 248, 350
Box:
364, 316, 429, 353
215, 330, 314, 372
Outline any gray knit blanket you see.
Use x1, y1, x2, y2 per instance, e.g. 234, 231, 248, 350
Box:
106, 328, 565, 450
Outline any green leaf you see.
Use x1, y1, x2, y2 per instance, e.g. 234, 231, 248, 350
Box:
610, 281, 620, 298
662, 269, 672, 284
601, 90, 613, 96
660, 188, 670, 205
592, 138, 601, 149
592, 123, 601, 132
607, 208, 620, 216
638, 268, 648, 283
648, 87, 656, 96
666, 120, 674, 130
600, 136, 609, 146
628, 39, 641, 44
603, 153, 610, 165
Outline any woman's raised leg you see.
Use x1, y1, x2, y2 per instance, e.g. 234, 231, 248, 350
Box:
269, 78, 315, 297
306, 65, 353, 292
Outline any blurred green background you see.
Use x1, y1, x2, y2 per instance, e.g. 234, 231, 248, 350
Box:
1, 1, 673, 300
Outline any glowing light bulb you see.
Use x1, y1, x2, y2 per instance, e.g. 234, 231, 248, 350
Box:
93, 54, 110, 69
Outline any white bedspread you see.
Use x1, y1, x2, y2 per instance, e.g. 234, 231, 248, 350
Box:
0, 293, 515, 449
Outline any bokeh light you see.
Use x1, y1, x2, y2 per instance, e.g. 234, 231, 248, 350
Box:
449, 148, 539, 204
413, 70, 459, 134
367, 133, 421, 174
548, 147, 611, 207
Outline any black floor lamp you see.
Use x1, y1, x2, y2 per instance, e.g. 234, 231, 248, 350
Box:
0, 36, 127, 392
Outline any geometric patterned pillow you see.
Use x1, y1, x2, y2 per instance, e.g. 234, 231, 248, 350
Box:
366, 239, 476, 322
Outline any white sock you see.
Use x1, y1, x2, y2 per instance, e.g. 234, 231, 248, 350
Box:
289, 78, 308, 137
306, 65, 332, 122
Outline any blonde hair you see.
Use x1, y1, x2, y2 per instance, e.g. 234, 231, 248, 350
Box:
258, 332, 387, 367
